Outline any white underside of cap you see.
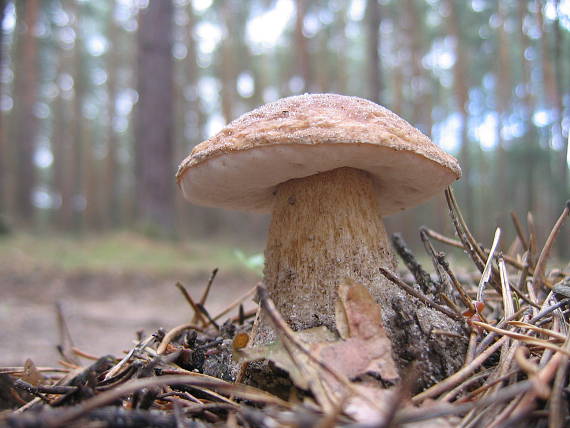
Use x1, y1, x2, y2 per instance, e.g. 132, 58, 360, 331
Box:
179, 143, 457, 215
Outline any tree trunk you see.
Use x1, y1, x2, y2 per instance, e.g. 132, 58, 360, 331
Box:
105, 7, 120, 228
445, 0, 473, 230
495, 2, 512, 226
517, 1, 537, 218
366, 0, 382, 104
135, 0, 175, 235
294, 0, 311, 92
0, 0, 7, 224
12, 0, 40, 225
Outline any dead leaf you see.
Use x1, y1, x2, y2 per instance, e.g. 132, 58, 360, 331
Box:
21, 358, 44, 386
237, 279, 400, 421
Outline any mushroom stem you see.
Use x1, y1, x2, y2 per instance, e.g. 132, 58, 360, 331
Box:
255, 167, 396, 343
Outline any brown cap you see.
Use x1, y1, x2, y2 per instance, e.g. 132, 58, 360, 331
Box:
176, 93, 461, 215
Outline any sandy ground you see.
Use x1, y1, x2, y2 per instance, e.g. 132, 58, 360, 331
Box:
0, 269, 257, 367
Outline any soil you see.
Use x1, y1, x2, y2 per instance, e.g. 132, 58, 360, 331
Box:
0, 268, 257, 367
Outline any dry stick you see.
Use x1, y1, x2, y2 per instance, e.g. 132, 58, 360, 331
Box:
471, 321, 570, 357
42, 374, 290, 428
401, 378, 532, 424
430, 231, 539, 310
14, 379, 78, 395
527, 212, 538, 267
392, 232, 437, 294
71, 347, 99, 361
510, 211, 529, 251
454, 369, 519, 404
514, 347, 550, 399
199, 268, 218, 307
157, 322, 203, 355
441, 369, 492, 402
211, 285, 257, 322
508, 322, 566, 342
55, 302, 80, 366
476, 228, 502, 303
490, 352, 563, 428
445, 187, 486, 268
379, 267, 464, 321
412, 336, 508, 404
231, 308, 257, 323
103, 334, 159, 381
463, 330, 479, 366
435, 252, 476, 313
0, 367, 69, 375
175, 282, 207, 326
424, 227, 533, 275
440, 294, 463, 316
531, 200, 570, 293
499, 255, 515, 319
549, 334, 570, 428
474, 306, 535, 355
528, 298, 570, 324
418, 230, 459, 304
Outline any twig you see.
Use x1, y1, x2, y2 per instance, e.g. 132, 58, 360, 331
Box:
157, 322, 202, 355
471, 321, 570, 357
476, 228, 501, 303
423, 227, 532, 274
175, 282, 207, 326
212, 285, 257, 322
379, 267, 464, 321
435, 252, 475, 313
531, 200, 570, 292
71, 347, 99, 361
14, 379, 79, 395
444, 187, 486, 270
549, 334, 570, 428
392, 232, 437, 294
510, 211, 529, 251
402, 379, 532, 423
498, 254, 515, 319
37, 374, 290, 427
196, 303, 220, 330
55, 302, 79, 366
199, 268, 219, 306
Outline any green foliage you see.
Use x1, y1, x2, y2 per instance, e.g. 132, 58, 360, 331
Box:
233, 249, 264, 276
0, 233, 258, 276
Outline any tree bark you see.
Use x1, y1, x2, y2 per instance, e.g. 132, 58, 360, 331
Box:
105, 7, 120, 228
445, 0, 473, 231
0, 0, 7, 224
294, 0, 311, 92
12, 0, 40, 225
135, 0, 175, 235
366, 0, 382, 104
517, 1, 537, 217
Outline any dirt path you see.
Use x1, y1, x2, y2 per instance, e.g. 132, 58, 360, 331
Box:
0, 269, 257, 366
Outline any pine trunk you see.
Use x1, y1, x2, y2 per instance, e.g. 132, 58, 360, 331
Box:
135, 0, 175, 235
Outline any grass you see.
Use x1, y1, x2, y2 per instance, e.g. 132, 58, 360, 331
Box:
0, 232, 264, 277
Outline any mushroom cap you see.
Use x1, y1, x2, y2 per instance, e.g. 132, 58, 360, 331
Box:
176, 93, 461, 215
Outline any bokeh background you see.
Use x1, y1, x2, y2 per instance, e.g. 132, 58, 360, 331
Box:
0, 0, 568, 364
0, 0, 568, 249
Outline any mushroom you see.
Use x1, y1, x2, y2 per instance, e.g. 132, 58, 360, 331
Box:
177, 94, 461, 354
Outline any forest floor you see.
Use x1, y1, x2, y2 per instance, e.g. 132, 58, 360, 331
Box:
0, 233, 260, 366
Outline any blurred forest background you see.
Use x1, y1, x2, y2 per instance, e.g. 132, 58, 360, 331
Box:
0, 0, 568, 256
